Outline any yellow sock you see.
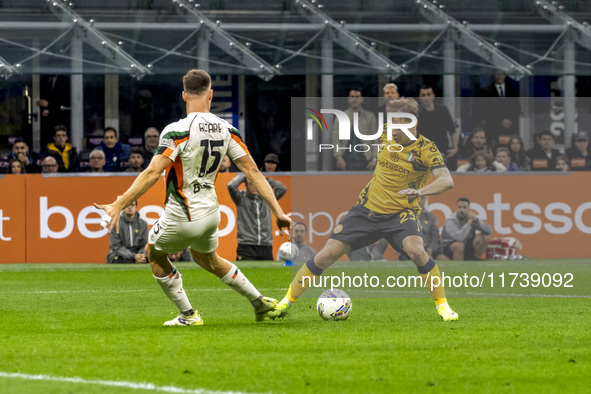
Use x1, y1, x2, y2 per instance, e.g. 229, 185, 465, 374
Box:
285, 264, 320, 303
419, 264, 447, 306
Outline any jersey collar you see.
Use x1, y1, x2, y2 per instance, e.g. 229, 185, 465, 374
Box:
401, 131, 422, 148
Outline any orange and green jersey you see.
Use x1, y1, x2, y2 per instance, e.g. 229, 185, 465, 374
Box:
156, 112, 249, 221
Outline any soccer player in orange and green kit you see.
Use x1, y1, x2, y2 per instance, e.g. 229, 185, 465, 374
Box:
269, 97, 458, 321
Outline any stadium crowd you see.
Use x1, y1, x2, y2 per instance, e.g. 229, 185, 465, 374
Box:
0, 125, 285, 175
4, 120, 586, 174
2, 70, 589, 174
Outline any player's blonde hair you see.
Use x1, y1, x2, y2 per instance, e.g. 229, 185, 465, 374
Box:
386, 97, 419, 119
183, 69, 212, 95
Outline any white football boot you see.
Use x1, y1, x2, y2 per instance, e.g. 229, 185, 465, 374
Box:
163, 311, 204, 326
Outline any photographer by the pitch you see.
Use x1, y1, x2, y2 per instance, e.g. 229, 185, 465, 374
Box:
436, 197, 492, 260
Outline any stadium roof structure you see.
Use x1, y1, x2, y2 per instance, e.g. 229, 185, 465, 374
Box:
2, 0, 591, 78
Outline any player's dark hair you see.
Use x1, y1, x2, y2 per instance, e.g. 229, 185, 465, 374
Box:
294, 222, 308, 231
457, 197, 470, 205
540, 130, 555, 140
385, 97, 419, 119
54, 124, 68, 135
472, 127, 486, 136
183, 69, 212, 95
130, 146, 143, 156
104, 127, 117, 138
419, 85, 432, 91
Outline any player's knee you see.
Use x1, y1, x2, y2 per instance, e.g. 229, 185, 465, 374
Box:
189, 250, 202, 265
196, 255, 214, 269
315, 251, 335, 269
315, 242, 347, 268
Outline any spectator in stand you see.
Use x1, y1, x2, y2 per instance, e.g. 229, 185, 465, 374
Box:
566, 131, 590, 171
508, 135, 531, 171
126, 147, 145, 173
77, 130, 104, 172
142, 127, 160, 169
531, 133, 542, 152
262, 153, 280, 172
383, 83, 399, 100
378, 83, 400, 113
494, 147, 520, 172
107, 200, 148, 264
8, 158, 25, 174
0, 148, 10, 173
436, 197, 492, 261
98, 127, 130, 172
41, 156, 59, 174
418, 85, 458, 169
41, 125, 79, 172
479, 69, 520, 149
77, 150, 91, 172
228, 173, 287, 260
38, 75, 70, 147
553, 155, 571, 172
459, 128, 493, 160
10, 138, 39, 173
333, 87, 378, 171
89, 149, 106, 173
527, 131, 561, 171
276, 222, 316, 263
457, 152, 505, 173
219, 155, 232, 173
418, 195, 440, 259
36, 98, 53, 147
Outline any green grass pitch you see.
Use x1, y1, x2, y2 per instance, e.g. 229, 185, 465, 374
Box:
0, 261, 589, 394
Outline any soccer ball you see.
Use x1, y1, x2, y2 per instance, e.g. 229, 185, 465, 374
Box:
278, 242, 298, 262
317, 289, 352, 321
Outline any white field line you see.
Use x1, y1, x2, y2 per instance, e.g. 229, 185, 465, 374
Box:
0, 371, 263, 394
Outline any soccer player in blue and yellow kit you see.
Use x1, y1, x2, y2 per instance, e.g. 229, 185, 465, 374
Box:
269, 97, 458, 321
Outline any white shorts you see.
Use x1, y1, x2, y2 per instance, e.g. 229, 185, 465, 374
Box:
148, 209, 220, 254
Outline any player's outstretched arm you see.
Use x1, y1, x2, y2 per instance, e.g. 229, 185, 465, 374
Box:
233, 155, 292, 233
94, 155, 172, 233
398, 167, 454, 198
